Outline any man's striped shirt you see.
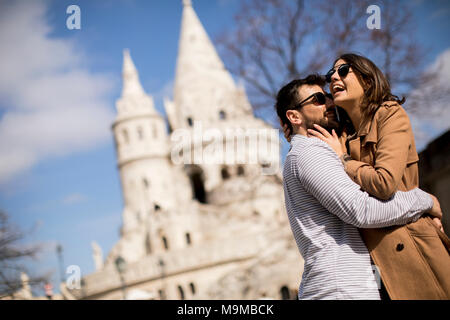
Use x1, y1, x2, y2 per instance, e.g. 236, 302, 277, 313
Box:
283, 134, 433, 300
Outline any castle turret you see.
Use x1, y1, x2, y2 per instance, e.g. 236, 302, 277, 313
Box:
165, 0, 252, 132
111, 50, 187, 262
165, 1, 277, 196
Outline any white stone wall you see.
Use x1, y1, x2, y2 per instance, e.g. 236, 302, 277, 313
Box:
65, 1, 303, 301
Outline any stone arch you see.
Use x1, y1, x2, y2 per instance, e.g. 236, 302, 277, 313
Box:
152, 123, 158, 138
185, 232, 191, 246
162, 236, 169, 250
280, 285, 291, 300
221, 166, 230, 180
178, 285, 185, 300
185, 165, 207, 203
189, 282, 196, 295
145, 233, 152, 255
137, 126, 144, 140
122, 128, 129, 144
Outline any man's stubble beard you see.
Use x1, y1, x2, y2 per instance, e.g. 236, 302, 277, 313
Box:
303, 117, 340, 134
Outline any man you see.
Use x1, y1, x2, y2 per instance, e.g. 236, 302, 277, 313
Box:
275, 75, 442, 299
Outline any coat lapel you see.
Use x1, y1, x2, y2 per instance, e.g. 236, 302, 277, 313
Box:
348, 137, 361, 161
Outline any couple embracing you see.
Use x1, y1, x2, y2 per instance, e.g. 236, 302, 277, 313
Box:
276, 53, 450, 300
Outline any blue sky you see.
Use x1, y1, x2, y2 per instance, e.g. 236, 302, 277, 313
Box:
0, 0, 449, 293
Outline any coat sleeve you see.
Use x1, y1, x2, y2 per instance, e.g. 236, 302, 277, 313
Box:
294, 140, 432, 228
344, 105, 412, 200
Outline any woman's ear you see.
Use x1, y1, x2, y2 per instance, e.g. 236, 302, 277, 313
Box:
362, 77, 371, 91
355, 72, 370, 92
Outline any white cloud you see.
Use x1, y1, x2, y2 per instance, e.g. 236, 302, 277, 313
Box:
430, 7, 450, 20
409, 49, 450, 151
61, 193, 88, 205
0, 1, 116, 184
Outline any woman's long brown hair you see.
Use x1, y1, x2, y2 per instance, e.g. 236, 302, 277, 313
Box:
334, 53, 405, 118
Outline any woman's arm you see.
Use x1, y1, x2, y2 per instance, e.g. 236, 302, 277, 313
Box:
344, 104, 413, 200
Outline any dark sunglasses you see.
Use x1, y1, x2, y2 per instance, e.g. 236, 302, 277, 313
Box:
325, 64, 351, 83
295, 92, 332, 109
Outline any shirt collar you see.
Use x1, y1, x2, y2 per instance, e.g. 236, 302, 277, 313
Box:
291, 134, 307, 144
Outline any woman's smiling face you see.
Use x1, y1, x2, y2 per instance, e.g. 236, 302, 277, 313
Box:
329, 59, 365, 108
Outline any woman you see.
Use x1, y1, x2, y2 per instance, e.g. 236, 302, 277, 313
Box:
293, 53, 450, 299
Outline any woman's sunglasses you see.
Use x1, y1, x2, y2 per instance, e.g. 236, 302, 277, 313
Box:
325, 64, 351, 83
295, 92, 332, 109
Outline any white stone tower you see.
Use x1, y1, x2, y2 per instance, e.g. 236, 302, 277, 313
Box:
111, 49, 191, 263
164, 0, 279, 196
165, 0, 253, 130
62, 1, 302, 301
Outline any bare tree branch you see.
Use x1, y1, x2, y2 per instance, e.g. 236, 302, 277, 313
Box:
0, 211, 49, 298
216, 0, 435, 122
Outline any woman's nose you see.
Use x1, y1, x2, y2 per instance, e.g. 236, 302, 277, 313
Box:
330, 69, 340, 82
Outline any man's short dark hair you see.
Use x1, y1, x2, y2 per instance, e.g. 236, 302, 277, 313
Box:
275, 74, 325, 131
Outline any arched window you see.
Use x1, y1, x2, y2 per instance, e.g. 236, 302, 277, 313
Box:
185, 232, 191, 246
187, 166, 207, 204
189, 283, 196, 295
122, 129, 129, 144
178, 285, 185, 300
145, 234, 152, 255
221, 167, 230, 180
154, 204, 161, 211
187, 117, 193, 127
280, 286, 290, 300
219, 110, 226, 120
237, 166, 245, 176
158, 289, 166, 300
162, 236, 169, 250
143, 178, 149, 189
137, 126, 144, 140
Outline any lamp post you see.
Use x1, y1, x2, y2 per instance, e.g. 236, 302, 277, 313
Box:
159, 258, 166, 300
114, 256, 127, 300
56, 244, 65, 283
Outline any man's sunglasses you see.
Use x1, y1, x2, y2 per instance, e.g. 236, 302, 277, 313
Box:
295, 92, 332, 109
325, 64, 351, 83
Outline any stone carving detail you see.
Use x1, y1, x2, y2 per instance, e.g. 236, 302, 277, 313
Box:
91, 241, 104, 271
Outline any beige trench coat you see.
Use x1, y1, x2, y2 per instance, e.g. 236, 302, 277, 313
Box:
344, 101, 450, 299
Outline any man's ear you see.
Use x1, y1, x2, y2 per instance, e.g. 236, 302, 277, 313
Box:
286, 110, 302, 127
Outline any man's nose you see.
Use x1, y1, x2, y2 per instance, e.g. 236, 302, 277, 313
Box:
325, 97, 335, 109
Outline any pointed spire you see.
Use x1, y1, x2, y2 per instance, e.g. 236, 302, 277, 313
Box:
175, 1, 227, 79
121, 49, 145, 97
172, 0, 238, 127
115, 48, 158, 117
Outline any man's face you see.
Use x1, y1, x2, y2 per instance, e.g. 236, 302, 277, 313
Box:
297, 84, 339, 132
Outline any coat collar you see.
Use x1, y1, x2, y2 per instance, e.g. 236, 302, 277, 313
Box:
356, 101, 398, 145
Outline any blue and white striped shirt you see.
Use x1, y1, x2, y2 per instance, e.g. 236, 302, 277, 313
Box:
283, 134, 433, 300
